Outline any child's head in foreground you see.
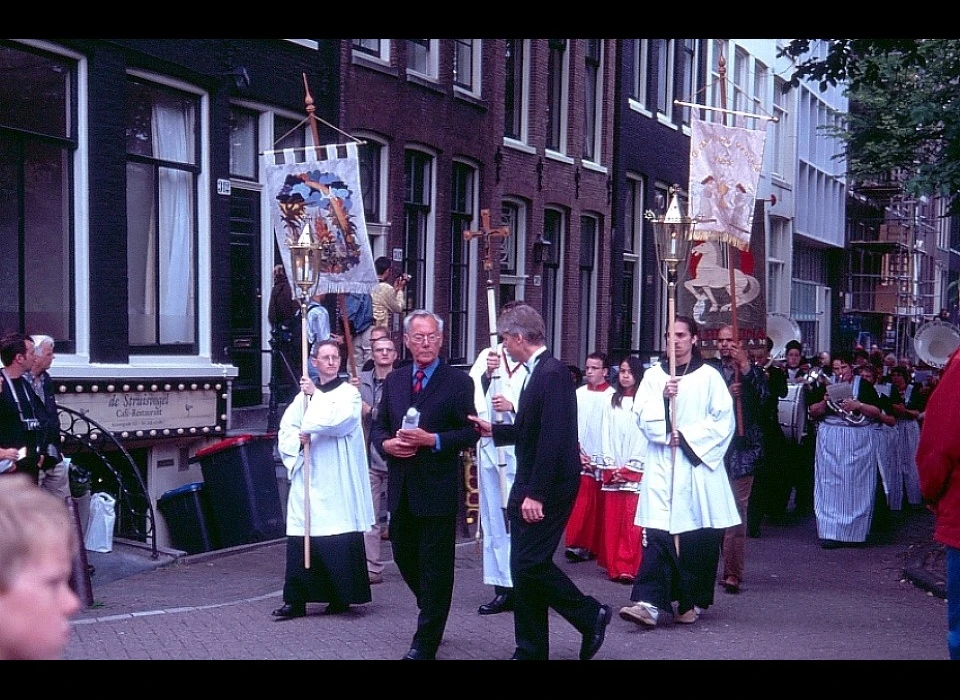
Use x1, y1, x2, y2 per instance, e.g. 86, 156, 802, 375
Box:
0, 474, 80, 660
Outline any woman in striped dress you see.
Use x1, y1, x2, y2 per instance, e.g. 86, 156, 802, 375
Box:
807, 351, 884, 548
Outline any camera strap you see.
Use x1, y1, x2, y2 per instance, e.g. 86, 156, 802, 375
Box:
1, 368, 38, 425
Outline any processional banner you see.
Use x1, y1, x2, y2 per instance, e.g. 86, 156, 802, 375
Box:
687, 115, 767, 251
263, 142, 378, 296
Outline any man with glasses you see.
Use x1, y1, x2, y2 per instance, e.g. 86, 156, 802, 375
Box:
359, 336, 398, 584
371, 310, 477, 660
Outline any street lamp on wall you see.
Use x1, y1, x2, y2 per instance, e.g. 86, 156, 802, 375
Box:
532, 233, 552, 265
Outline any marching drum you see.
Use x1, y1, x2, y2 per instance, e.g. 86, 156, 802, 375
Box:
777, 383, 807, 444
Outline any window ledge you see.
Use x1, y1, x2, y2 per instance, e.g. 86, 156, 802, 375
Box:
628, 99, 652, 118
406, 71, 443, 94
50, 358, 239, 380
352, 53, 397, 77
545, 150, 575, 165
453, 87, 486, 109
503, 138, 536, 155
581, 160, 607, 175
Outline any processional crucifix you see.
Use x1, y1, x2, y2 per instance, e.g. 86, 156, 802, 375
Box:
463, 209, 511, 531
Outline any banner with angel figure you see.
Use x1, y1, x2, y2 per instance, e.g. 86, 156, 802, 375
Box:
687, 116, 767, 251
263, 142, 378, 295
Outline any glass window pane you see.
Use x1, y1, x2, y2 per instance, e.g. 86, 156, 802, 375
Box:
0, 42, 71, 138
229, 108, 258, 180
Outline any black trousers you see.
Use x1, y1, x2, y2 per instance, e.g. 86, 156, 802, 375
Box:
510, 499, 600, 660
390, 501, 456, 655
630, 527, 723, 615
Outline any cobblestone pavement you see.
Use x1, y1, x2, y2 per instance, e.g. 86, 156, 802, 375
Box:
65, 507, 950, 660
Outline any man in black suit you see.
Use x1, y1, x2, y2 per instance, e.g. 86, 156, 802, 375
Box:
371, 310, 477, 660
470, 304, 610, 661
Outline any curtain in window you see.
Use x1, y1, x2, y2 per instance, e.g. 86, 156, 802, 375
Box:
153, 101, 194, 343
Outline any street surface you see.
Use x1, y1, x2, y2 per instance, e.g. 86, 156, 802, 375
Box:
65, 508, 947, 660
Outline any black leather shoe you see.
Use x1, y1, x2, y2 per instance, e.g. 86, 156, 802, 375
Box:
402, 647, 435, 660
272, 603, 306, 620
580, 604, 611, 661
478, 593, 515, 615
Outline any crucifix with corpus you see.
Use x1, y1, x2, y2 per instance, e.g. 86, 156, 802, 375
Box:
463, 209, 511, 529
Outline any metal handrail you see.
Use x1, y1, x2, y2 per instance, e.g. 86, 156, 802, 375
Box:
57, 404, 158, 559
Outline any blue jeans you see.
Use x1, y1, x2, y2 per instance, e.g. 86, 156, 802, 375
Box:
948, 546, 960, 660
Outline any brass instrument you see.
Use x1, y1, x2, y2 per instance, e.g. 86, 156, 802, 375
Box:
824, 382, 868, 425
803, 365, 833, 388
913, 319, 960, 369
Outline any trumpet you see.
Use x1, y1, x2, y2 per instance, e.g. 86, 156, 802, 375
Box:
804, 366, 833, 388
826, 398, 868, 425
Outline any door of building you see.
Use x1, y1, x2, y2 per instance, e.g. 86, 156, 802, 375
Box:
229, 188, 262, 407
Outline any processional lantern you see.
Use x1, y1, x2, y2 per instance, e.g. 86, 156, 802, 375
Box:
647, 187, 697, 283
289, 223, 322, 302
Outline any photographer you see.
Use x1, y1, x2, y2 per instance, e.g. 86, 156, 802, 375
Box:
370, 256, 408, 331
0, 333, 44, 480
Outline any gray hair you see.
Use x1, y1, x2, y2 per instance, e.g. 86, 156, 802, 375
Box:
403, 310, 444, 335
30, 335, 54, 355
497, 304, 545, 345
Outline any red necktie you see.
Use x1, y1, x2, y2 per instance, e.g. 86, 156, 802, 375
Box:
413, 369, 425, 395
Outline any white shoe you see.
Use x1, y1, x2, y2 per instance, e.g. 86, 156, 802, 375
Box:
619, 601, 659, 626
675, 607, 699, 624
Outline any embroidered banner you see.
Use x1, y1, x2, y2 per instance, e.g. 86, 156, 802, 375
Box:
687, 116, 767, 251
263, 142, 378, 296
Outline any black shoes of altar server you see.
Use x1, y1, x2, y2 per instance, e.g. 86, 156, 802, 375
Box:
272, 602, 350, 619
478, 592, 515, 615
579, 604, 612, 661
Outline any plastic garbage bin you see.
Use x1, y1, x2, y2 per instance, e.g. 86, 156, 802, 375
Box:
158, 482, 220, 554
190, 434, 284, 548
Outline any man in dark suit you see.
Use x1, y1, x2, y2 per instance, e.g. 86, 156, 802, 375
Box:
470, 304, 610, 661
371, 310, 477, 661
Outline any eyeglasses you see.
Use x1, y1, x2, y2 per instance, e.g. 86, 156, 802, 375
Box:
409, 333, 441, 344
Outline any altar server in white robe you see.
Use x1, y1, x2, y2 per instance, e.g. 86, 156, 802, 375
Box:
272, 339, 375, 620
619, 316, 739, 628
469, 329, 527, 616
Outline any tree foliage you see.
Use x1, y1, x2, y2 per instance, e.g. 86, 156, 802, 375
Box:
780, 39, 960, 212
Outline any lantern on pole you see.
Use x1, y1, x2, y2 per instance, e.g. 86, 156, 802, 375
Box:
646, 186, 698, 553
287, 222, 322, 569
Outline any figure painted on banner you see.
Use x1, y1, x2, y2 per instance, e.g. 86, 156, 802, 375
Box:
685, 240, 761, 320
468, 301, 529, 617
619, 316, 739, 628
916, 345, 960, 660
470, 304, 611, 661
565, 352, 614, 564
0, 474, 81, 660
370, 310, 477, 660
273, 339, 374, 620
595, 356, 647, 584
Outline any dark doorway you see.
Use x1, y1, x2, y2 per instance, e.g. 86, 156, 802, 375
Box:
229, 188, 262, 407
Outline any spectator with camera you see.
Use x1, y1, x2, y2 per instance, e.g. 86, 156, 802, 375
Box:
0, 333, 44, 480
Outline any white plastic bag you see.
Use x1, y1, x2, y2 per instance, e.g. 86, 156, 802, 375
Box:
84, 492, 117, 553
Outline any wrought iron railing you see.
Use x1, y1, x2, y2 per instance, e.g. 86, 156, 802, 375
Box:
57, 404, 158, 559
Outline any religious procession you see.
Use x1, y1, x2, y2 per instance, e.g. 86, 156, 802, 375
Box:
256, 98, 954, 663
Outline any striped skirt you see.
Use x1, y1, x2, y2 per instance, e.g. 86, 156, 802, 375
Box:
896, 419, 922, 506
814, 421, 877, 543
874, 423, 902, 511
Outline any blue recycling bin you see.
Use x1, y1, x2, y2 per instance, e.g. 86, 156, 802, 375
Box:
157, 482, 220, 554
190, 434, 284, 548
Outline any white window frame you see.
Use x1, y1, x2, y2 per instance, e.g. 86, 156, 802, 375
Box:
449, 158, 479, 363
453, 39, 482, 97
354, 132, 390, 259
583, 39, 603, 165
654, 39, 675, 126
407, 39, 439, 81
403, 147, 438, 313
624, 175, 645, 353
353, 39, 390, 64
542, 206, 566, 351
500, 198, 527, 303
503, 39, 531, 148
578, 213, 600, 361
125, 69, 209, 358
545, 39, 570, 156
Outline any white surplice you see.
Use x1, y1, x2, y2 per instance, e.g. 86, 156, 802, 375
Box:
633, 362, 740, 534
278, 380, 375, 537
